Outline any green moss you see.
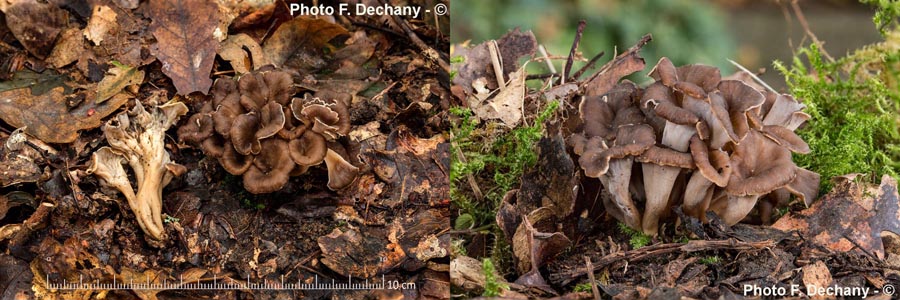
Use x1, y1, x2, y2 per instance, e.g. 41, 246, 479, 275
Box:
573, 282, 593, 293
482, 258, 509, 297
450, 101, 559, 276
618, 222, 651, 249
698, 255, 721, 265
776, 27, 900, 192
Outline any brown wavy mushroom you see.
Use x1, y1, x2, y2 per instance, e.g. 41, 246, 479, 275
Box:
324, 148, 359, 190
243, 138, 296, 194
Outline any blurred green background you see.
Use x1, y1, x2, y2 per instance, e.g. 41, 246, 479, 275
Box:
450, 0, 882, 89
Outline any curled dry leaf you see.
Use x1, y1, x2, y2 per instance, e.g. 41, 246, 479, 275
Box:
0, 87, 128, 143
452, 29, 537, 96
470, 66, 526, 127
317, 227, 406, 278
46, 28, 85, 68
263, 17, 349, 70
218, 33, 266, 73
148, 0, 219, 95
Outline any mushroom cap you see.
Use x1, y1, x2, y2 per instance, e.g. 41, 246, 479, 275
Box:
648, 57, 677, 87
710, 80, 765, 143
211, 78, 237, 107
256, 102, 286, 140
230, 113, 262, 155
760, 125, 810, 154
289, 130, 327, 166
200, 135, 227, 158
212, 94, 244, 137
87, 147, 132, 194
725, 130, 797, 196
238, 72, 270, 112
294, 96, 352, 140
219, 143, 252, 175
242, 138, 295, 193
676, 64, 721, 93
762, 93, 809, 131
783, 167, 820, 206
689, 135, 731, 187
324, 148, 359, 190
578, 124, 655, 177
178, 113, 214, 144
636, 145, 694, 169
262, 70, 295, 105
642, 82, 699, 126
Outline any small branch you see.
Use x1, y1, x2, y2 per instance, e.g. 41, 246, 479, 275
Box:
563, 20, 587, 84
790, 0, 834, 62
487, 40, 506, 89
584, 256, 601, 300
570, 51, 605, 81
386, 6, 450, 74
526, 73, 558, 81
549, 238, 775, 286
728, 59, 776, 93
538, 45, 557, 74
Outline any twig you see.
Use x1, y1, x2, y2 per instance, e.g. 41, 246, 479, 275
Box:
538, 45, 557, 75
790, 0, 834, 62
563, 20, 587, 84
579, 34, 652, 93
487, 40, 506, 89
526, 73, 558, 81
727, 59, 776, 93
450, 133, 484, 202
350, 21, 405, 38
570, 51, 605, 81
386, 5, 450, 74
584, 256, 601, 300
549, 238, 775, 286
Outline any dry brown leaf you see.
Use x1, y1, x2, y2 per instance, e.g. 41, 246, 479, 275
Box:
470, 66, 525, 127
96, 62, 143, 103
46, 28, 85, 68
148, 0, 218, 95
582, 34, 650, 97
218, 33, 265, 73
802, 260, 833, 294
452, 29, 536, 96
84, 5, 117, 45
2, 1, 67, 59
263, 17, 348, 70
773, 175, 900, 259
0, 87, 128, 143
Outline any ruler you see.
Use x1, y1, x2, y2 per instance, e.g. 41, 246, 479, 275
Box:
48, 274, 416, 291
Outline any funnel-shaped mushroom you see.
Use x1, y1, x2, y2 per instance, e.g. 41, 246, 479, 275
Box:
324, 148, 359, 190
243, 138, 295, 193
88, 99, 188, 245
577, 83, 655, 229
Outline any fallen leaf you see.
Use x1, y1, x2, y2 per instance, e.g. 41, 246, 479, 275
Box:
363, 128, 449, 208
0, 87, 128, 143
96, 62, 143, 103
773, 175, 900, 259
148, 0, 218, 95
2, 1, 68, 59
452, 29, 536, 96
317, 227, 406, 278
582, 34, 651, 97
0, 254, 32, 300
512, 207, 571, 288
84, 5, 117, 46
802, 260, 833, 293
0, 69, 69, 95
470, 66, 526, 127
218, 33, 265, 73
47, 28, 85, 68
263, 17, 349, 70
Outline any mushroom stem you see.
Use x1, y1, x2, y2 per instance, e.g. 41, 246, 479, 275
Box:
134, 162, 167, 240
711, 194, 760, 225
640, 121, 694, 235
682, 172, 714, 221
603, 159, 642, 229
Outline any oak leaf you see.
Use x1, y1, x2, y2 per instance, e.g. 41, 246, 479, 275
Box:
148, 0, 218, 95
218, 33, 265, 74
0, 87, 128, 143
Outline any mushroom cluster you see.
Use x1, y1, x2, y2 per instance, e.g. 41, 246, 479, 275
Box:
178, 68, 359, 193
573, 57, 819, 235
